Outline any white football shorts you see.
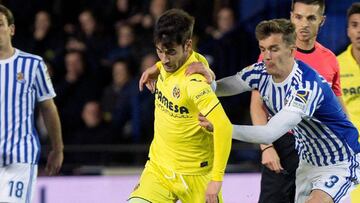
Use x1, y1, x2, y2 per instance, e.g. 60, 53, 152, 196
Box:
295, 155, 359, 203
0, 163, 38, 203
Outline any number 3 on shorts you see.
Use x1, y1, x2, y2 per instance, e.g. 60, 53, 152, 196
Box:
324, 175, 339, 188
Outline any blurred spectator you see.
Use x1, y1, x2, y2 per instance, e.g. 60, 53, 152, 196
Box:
55, 50, 101, 142
198, 6, 255, 125
29, 10, 63, 63
76, 9, 109, 72
71, 101, 112, 145
132, 0, 170, 58
101, 59, 138, 143
65, 101, 112, 167
107, 0, 143, 29
206, 7, 235, 39
141, 0, 169, 29
104, 23, 135, 66
136, 53, 157, 143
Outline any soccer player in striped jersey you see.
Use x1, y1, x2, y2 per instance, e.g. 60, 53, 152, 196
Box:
0, 5, 63, 203
195, 19, 359, 203
252, 1, 348, 202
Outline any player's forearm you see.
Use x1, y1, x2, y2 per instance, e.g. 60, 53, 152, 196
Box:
215, 73, 251, 97
206, 105, 232, 181
250, 91, 273, 149
39, 100, 64, 151
250, 91, 268, 125
232, 109, 301, 144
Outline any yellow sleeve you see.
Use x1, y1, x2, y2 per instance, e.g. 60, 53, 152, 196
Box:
186, 75, 232, 181
206, 105, 232, 181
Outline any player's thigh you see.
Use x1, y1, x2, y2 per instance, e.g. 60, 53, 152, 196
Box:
179, 174, 224, 203
0, 163, 38, 203
305, 189, 333, 203
312, 170, 356, 203
129, 162, 176, 203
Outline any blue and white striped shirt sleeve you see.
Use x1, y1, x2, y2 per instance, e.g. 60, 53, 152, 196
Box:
238, 62, 264, 90
34, 60, 56, 102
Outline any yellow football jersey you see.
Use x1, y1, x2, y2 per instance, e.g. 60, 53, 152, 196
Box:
149, 51, 231, 180
338, 45, 360, 136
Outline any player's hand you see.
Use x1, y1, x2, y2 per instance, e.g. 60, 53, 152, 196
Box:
199, 113, 214, 132
261, 146, 283, 173
45, 149, 63, 176
185, 62, 214, 84
206, 181, 222, 203
139, 64, 159, 93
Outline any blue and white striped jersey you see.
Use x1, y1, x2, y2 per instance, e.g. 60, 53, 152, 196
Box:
0, 49, 56, 166
239, 60, 360, 166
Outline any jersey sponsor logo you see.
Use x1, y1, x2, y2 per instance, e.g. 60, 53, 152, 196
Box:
195, 88, 211, 100
340, 73, 354, 78
16, 72, 26, 84
154, 88, 189, 114
342, 86, 360, 96
290, 90, 310, 111
294, 90, 310, 103
172, 85, 180, 99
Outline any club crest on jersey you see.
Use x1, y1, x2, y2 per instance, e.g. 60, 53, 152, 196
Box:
172, 85, 180, 99
16, 72, 26, 84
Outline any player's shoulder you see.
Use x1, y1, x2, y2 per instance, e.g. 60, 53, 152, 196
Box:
17, 49, 43, 61
314, 42, 337, 59
336, 45, 351, 62
192, 52, 209, 67
185, 73, 208, 85
296, 60, 321, 81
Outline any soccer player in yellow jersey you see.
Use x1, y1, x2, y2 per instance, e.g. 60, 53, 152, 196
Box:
128, 9, 233, 203
338, 2, 360, 135
337, 3, 360, 202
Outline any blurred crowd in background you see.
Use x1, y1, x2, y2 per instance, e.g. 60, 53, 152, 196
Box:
1, 0, 357, 174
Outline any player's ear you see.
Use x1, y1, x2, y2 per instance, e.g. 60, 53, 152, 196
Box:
9, 24, 15, 37
290, 44, 296, 56
319, 15, 326, 27
185, 39, 192, 52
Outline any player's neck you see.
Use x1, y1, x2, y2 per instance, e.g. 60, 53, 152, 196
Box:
296, 38, 315, 51
351, 45, 360, 65
0, 45, 15, 60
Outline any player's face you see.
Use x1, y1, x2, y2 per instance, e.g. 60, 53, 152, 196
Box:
155, 40, 191, 73
259, 33, 295, 77
291, 2, 324, 43
347, 13, 360, 50
0, 13, 14, 48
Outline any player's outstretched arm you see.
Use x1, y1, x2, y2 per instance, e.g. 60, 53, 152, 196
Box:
251, 91, 283, 173
139, 64, 159, 92
233, 109, 302, 144
205, 104, 232, 203
38, 99, 64, 175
